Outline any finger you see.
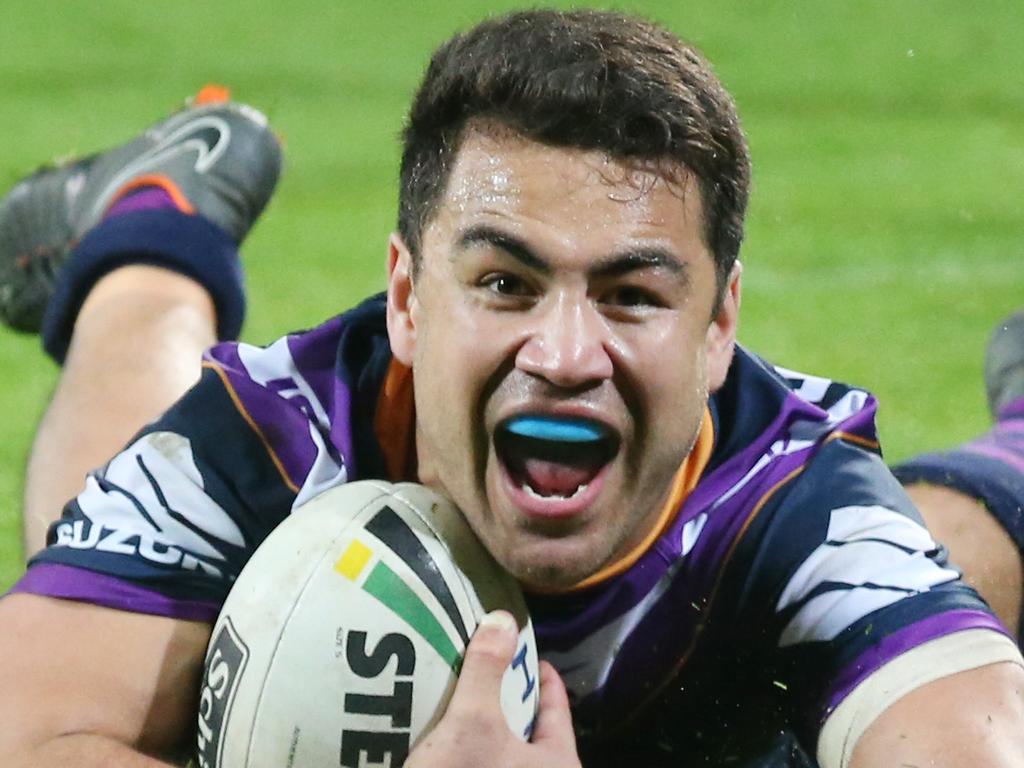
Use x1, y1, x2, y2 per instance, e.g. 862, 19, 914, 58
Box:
531, 660, 577, 751
445, 610, 519, 719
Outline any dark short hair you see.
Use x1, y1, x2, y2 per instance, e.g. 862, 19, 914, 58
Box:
398, 8, 751, 295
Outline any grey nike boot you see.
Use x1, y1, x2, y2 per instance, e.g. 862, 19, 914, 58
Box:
0, 85, 282, 333
985, 310, 1024, 418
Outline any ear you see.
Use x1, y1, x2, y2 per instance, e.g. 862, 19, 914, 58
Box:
386, 232, 417, 366
705, 261, 742, 392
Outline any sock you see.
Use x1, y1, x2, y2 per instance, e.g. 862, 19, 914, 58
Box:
892, 407, 1024, 640
41, 208, 246, 363
893, 406, 1024, 571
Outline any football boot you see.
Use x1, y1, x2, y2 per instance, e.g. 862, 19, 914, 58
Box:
985, 309, 1024, 417
0, 85, 282, 333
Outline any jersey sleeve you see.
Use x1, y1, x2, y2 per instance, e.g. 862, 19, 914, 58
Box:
9, 337, 348, 621
731, 436, 1018, 755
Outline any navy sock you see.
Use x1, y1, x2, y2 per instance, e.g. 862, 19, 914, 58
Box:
893, 402, 1024, 549
41, 209, 245, 363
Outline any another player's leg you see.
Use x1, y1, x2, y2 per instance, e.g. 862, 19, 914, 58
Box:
0, 86, 282, 555
894, 310, 1024, 636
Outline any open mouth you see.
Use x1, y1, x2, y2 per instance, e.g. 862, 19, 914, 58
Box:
494, 415, 620, 502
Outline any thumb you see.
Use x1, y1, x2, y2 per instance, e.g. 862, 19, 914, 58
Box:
444, 610, 519, 720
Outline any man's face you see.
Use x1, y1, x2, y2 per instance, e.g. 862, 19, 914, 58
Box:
387, 128, 740, 591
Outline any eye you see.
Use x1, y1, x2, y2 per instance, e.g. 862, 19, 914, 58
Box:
600, 285, 662, 309
481, 273, 533, 297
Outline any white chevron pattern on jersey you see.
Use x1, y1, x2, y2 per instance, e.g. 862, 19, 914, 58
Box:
776, 504, 960, 647
53, 431, 244, 577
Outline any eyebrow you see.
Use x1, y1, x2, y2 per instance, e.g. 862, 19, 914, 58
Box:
457, 225, 549, 273
455, 224, 688, 280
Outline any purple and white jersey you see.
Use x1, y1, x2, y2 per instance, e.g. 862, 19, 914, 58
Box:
10, 294, 1010, 765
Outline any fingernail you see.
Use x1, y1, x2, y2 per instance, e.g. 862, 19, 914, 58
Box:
479, 610, 517, 634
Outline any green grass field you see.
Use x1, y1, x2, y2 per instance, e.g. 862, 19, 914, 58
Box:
1, 0, 1021, 591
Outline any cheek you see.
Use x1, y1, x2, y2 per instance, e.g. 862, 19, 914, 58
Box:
616, 321, 710, 467
413, 306, 505, 443
617, 319, 710, 396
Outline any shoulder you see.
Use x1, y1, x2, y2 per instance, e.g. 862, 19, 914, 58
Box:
203, 292, 388, 398
688, 349, 888, 593
16, 296, 397, 620
710, 346, 880, 466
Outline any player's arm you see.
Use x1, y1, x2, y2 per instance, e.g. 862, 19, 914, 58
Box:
748, 433, 1024, 766
0, 593, 210, 767
849, 660, 1024, 767
2, 333, 338, 765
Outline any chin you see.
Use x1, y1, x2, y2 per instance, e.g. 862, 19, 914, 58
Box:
495, 535, 610, 593
510, 563, 584, 594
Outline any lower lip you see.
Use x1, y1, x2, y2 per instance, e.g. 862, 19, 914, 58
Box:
498, 460, 611, 520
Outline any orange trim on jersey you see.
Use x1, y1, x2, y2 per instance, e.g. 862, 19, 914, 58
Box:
562, 406, 716, 593
828, 430, 880, 451
194, 83, 231, 106
373, 360, 417, 481
108, 174, 196, 215
201, 360, 300, 493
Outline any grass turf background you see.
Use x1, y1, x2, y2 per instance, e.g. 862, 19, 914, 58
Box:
0, 0, 1021, 590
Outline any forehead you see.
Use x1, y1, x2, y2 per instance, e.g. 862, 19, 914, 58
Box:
426, 127, 708, 260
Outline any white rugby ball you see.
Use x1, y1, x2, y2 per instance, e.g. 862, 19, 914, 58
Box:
196, 480, 540, 768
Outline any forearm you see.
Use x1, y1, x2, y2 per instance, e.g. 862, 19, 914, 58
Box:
0, 595, 210, 768
7, 734, 182, 768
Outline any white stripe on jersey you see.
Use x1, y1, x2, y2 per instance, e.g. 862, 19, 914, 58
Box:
774, 366, 833, 403
776, 505, 959, 647
773, 365, 870, 425
54, 432, 244, 575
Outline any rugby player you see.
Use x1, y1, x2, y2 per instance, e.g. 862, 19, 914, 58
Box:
894, 311, 1024, 637
1, 10, 1023, 768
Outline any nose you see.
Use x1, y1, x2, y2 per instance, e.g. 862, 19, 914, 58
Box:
515, 294, 614, 388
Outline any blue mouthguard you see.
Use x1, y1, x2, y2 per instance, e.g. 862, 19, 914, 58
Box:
503, 415, 606, 443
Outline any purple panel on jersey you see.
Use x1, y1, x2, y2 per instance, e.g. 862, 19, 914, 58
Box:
204, 342, 321, 490
834, 397, 880, 443
586, 449, 817, 720
9, 563, 220, 621
820, 609, 1010, 721
286, 317, 355, 472
673, 449, 813, 596
533, 381, 888, 732
206, 337, 245, 372
686, 394, 839, 520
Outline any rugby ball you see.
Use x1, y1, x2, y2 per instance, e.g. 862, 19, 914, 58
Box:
196, 480, 540, 768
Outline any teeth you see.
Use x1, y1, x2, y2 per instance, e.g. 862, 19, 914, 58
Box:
521, 482, 588, 501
